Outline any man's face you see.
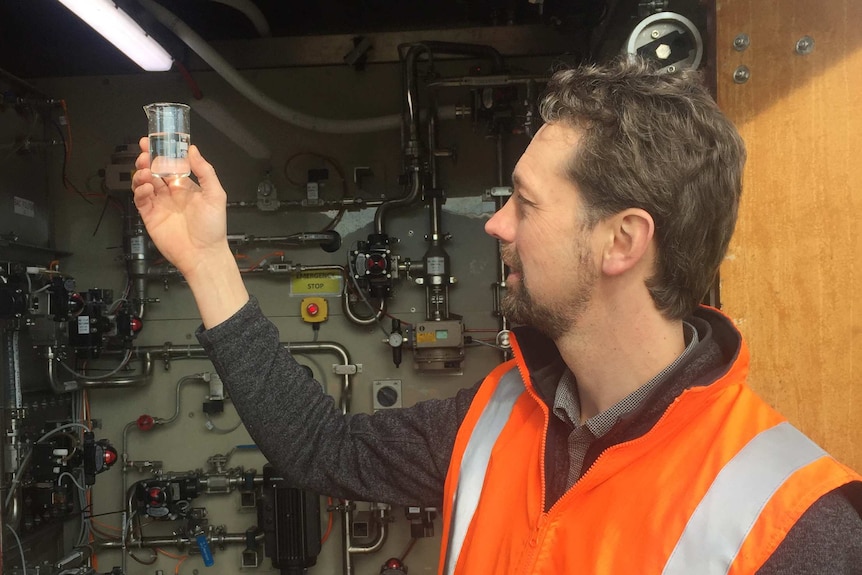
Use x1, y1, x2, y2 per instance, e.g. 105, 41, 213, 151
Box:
485, 123, 599, 340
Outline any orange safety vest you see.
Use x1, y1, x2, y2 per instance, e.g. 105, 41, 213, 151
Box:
438, 321, 861, 574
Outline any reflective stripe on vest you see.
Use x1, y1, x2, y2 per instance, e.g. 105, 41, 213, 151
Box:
443, 367, 525, 575
662, 421, 827, 574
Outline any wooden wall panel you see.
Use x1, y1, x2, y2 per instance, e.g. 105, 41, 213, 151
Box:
716, 0, 862, 471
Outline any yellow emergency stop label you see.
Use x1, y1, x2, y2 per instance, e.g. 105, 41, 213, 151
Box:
290, 272, 343, 296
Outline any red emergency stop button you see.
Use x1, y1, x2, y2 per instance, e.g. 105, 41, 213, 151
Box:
300, 297, 328, 323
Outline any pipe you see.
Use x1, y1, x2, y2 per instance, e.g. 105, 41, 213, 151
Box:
46, 347, 154, 391
2, 330, 24, 540
400, 41, 505, 154
425, 73, 550, 90
227, 231, 341, 252
137, 0, 461, 133
124, 193, 150, 319
425, 74, 547, 137
374, 166, 421, 235
119, 262, 389, 327
342, 292, 385, 326
76, 353, 153, 388
494, 132, 508, 329
493, 134, 511, 360
161, 374, 206, 425
340, 503, 390, 575
120, 373, 206, 551
98, 528, 265, 549
226, 197, 386, 210
347, 510, 389, 554
0, 332, 14, 565
107, 340, 352, 571
286, 342, 352, 415
101, 341, 354, 412
120, 418, 137, 568
378, 42, 506, 240
120, 470, 257, 571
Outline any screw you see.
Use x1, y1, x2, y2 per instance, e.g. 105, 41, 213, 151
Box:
733, 33, 750, 51
733, 66, 751, 84
795, 35, 814, 55
651, 29, 661, 39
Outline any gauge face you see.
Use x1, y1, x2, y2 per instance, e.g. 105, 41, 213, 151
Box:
388, 332, 404, 347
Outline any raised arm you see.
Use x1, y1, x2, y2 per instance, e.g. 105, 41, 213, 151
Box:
131, 137, 248, 327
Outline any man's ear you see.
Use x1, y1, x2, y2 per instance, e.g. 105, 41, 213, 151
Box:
601, 208, 655, 276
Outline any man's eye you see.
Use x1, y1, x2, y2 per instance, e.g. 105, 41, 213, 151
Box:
516, 195, 535, 208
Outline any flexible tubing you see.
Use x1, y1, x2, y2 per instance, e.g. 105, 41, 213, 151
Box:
138, 0, 458, 133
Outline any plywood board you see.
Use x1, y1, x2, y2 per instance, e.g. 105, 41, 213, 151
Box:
716, 0, 862, 471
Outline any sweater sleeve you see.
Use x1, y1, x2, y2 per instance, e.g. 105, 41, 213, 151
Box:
196, 297, 479, 507
757, 485, 862, 574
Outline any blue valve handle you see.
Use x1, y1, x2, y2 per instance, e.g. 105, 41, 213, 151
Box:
196, 532, 215, 567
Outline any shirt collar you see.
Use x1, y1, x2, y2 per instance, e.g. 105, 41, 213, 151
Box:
552, 320, 700, 437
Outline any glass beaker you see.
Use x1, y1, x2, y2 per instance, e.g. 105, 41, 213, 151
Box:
144, 102, 191, 178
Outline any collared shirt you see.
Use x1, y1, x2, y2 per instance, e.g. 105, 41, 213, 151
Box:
553, 321, 699, 489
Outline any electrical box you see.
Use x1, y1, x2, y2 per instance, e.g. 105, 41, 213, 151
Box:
412, 319, 465, 373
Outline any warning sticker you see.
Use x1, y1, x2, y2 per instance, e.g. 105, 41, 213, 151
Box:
290, 271, 343, 296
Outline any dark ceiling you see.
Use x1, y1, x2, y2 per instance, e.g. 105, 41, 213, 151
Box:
0, 0, 620, 80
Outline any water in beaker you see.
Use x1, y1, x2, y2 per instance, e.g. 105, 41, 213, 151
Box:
144, 102, 191, 178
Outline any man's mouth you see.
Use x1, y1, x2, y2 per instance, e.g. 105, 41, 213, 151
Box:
505, 266, 522, 282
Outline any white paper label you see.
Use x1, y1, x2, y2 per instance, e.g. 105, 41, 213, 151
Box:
77, 316, 90, 335
14, 196, 35, 218
130, 236, 145, 254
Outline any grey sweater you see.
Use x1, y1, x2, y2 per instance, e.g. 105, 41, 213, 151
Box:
198, 297, 862, 573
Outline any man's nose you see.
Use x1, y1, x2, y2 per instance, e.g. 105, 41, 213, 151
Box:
485, 200, 514, 241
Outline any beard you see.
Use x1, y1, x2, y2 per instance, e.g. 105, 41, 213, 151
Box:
501, 242, 596, 340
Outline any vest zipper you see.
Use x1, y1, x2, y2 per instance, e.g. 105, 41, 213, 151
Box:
518, 368, 552, 573
515, 384, 685, 573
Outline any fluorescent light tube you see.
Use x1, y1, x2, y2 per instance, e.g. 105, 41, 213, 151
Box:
56, 0, 173, 71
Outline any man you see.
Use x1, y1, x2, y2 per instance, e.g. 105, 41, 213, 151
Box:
132, 57, 862, 573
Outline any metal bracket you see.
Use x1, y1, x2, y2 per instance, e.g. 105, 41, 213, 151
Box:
333, 363, 362, 375
485, 186, 513, 199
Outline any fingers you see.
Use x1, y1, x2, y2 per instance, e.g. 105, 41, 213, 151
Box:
133, 137, 151, 190
189, 145, 225, 199
134, 142, 214, 205
188, 145, 212, 180
132, 179, 156, 214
